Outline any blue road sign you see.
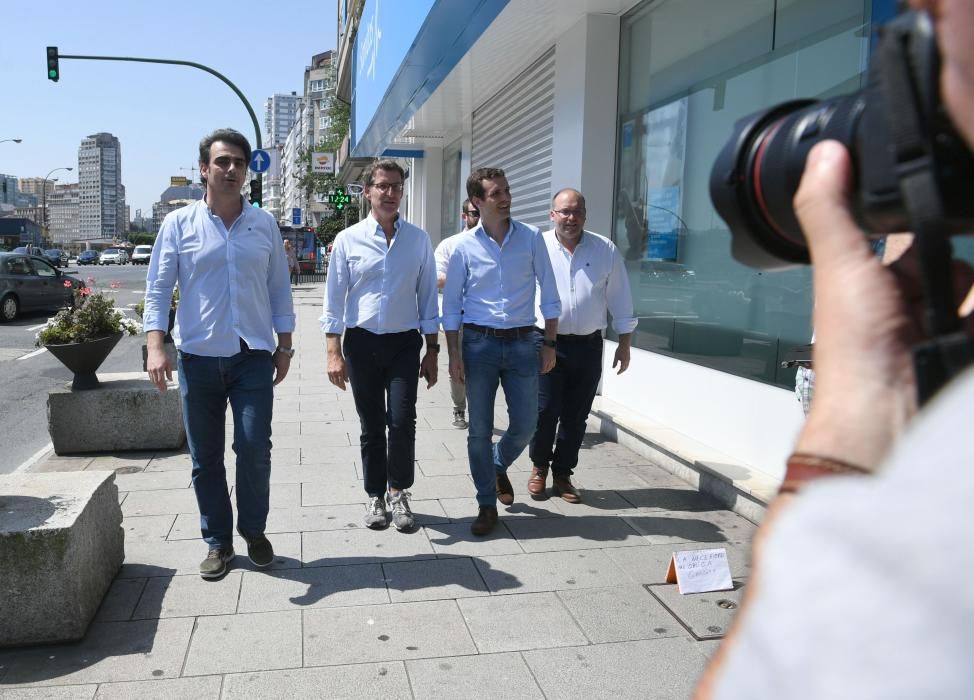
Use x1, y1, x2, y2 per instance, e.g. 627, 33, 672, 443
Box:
250, 149, 271, 173
292, 208, 301, 225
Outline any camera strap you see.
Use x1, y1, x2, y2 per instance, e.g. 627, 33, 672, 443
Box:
879, 18, 974, 404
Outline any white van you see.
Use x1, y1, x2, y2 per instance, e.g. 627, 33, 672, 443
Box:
132, 245, 153, 265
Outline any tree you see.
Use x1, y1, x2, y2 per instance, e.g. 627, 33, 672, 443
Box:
127, 232, 156, 246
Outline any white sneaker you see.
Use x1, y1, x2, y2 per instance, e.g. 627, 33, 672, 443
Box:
365, 496, 388, 529
452, 409, 468, 429
386, 490, 415, 531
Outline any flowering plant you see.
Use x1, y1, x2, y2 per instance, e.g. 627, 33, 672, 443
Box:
133, 286, 179, 319
35, 280, 141, 346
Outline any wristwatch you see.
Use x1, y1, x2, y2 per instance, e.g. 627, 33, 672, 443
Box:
427, 343, 441, 353
542, 338, 557, 348
275, 346, 296, 358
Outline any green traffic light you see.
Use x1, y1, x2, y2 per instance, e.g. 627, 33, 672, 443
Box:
48, 70, 58, 79
252, 202, 260, 208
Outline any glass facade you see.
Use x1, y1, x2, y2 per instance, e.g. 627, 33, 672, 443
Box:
613, 0, 872, 388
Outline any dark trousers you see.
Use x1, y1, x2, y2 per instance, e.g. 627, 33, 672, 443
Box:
529, 332, 603, 477
343, 327, 421, 497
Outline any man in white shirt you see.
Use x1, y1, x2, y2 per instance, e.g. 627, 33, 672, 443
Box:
320, 160, 439, 532
434, 199, 480, 429
145, 128, 295, 580
529, 189, 636, 503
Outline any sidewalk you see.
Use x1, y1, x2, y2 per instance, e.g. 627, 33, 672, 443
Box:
0, 282, 756, 699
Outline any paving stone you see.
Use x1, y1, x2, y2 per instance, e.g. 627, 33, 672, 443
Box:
269, 463, 358, 484
112, 471, 191, 492
618, 485, 727, 512
438, 496, 564, 521
222, 663, 411, 699
86, 455, 153, 471
280, 434, 353, 449
604, 542, 753, 585
93, 675, 223, 699
300, 445, 362, 464
626, 462, 694, 487
424, 522, 524, 557
133, 573, 243, 619
302, 527, 436, 567
144, 454, 192, 472
644, 582, 746, 640
0, 687, 96, 699
303, 600, 476, 666
505, 515, 645, 553
231, 481, 301, 509
574, 466, 661, 491
236, 564, 389, 612
522, 638, 707, 699
544, 488, 640, 516
120, 489, 199, 517
475, 549, 628, 595
0, 618, 194, 686
457, 592, 588, 653
416, 458, 472, 477
265, 503, 369, 534
383, 556, 489, 603
122, 514, 176, 541
301, 479, 372, 506
93, 578, 147, 622
119, 533, 301, 578
182, 610, 302, 676
299, 420, 361, 435
406, 652, 545, 699
558, 584, 690, 643
622, 510, 757, 545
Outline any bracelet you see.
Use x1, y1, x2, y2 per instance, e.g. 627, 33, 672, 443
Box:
778, 452, 869, 494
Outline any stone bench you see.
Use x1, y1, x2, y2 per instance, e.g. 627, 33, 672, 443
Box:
47, 371, 185, 455
0, 471, 124, 647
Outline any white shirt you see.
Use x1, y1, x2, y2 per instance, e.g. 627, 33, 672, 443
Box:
435, 230, 469, 317
537, 229, 636, 336
319, 214, 438, 335
144, 198, 295, 357
441, 219, 560, 331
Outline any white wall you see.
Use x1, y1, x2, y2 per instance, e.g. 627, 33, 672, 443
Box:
409, 147, 443, 238
551, 13, 620, 237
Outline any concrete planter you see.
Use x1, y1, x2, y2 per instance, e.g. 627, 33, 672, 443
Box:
44, 333, 122, 390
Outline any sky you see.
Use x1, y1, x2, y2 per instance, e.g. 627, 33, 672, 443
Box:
0, 0, 338, 215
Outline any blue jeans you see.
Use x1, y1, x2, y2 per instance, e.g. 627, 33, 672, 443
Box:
462, 328, 540, 506
177, 348, 274, 547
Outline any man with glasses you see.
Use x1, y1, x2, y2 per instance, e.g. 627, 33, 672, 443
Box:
321, 160, 439, 532
434, 199, 480, 429
442, 167, 561, 535
528, 188, 635, 503
145, 128, 295, 579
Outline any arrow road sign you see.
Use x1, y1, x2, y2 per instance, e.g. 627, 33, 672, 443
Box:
250, 149, 270, 173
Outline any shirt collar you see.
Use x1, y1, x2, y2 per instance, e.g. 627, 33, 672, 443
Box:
474, 219, 514, 243
550, 228, 585, 251
367, 212, 402, 237
202, 195, 249, 221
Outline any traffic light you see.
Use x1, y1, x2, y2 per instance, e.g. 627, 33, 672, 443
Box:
250, 178, 262, 208
46, 46, 59, 82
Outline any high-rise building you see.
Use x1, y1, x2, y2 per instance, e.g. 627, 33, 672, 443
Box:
48, 183, 80, 248
265, 92, 301, 146
78, 132, 124, 241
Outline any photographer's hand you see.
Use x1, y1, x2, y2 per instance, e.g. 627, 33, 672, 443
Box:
793, 140, 974, 471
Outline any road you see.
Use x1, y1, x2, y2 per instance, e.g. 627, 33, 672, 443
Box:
0, 262, 151, 473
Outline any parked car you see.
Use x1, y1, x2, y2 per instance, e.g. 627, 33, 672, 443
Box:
99, 248, 128, 265
131, 245, 153, 264
77, 250, 100, 265
0, 252, 81, 322
45, 249, 69, 268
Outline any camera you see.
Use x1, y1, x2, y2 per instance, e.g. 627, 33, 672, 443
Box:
710, 10, 974, 269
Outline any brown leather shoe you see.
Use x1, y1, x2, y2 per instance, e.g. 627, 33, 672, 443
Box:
527, 465, 548, 498
552, 476, 581, 504
470, 506, 498, 536
496, 472, 514, 506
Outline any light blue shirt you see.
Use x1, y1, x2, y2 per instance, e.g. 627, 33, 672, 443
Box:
319, 214, 439, 335
143, 198, 295, 357
442, 219, 560, 331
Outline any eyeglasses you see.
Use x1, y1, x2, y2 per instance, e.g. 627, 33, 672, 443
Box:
463, 210, 480, 217
553, 208, 585, 218
370, 182, 404, 194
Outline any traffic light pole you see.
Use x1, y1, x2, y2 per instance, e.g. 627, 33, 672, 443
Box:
52, 52, 263, 199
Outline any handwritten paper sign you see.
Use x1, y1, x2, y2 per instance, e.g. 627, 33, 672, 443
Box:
665, 548, 733, 595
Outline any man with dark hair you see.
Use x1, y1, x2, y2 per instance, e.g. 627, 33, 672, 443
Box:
145, 127, 295, 580
321, 159, 439, 532
434, 198, 480, 429
442, 167, 561, 535
529, 188, 635, 503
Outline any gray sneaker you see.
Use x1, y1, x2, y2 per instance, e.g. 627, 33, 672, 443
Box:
387, 490, 415, 531
199, 545, 235, 579
452, 409, 468, 429
365, 495, 389, 529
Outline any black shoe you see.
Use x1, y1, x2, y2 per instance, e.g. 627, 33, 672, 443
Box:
238, 531, 274, 568
199, 545, 235, 579
495, 473, 515, 506
470, 506, 498, 536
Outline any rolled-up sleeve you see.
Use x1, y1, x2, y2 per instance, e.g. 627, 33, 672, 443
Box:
533, 231, 561, 321
267, 221, 296, 333
416, 238, 440, 334
441, 248, 466, 331
607, 246, 637, 334
319, 233, 348, 334
143, 214, 179, 333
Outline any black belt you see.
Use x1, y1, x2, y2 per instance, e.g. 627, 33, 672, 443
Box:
463, 323, 536, 339
557, 330, 602, 342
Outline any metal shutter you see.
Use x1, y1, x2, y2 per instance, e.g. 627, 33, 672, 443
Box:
471, 47, 555, 230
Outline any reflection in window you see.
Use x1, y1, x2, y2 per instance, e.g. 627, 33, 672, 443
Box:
613, 0, 870, 388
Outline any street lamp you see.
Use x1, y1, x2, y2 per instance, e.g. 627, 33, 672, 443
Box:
42, 166, 73, 247
1, 138, 23, 145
